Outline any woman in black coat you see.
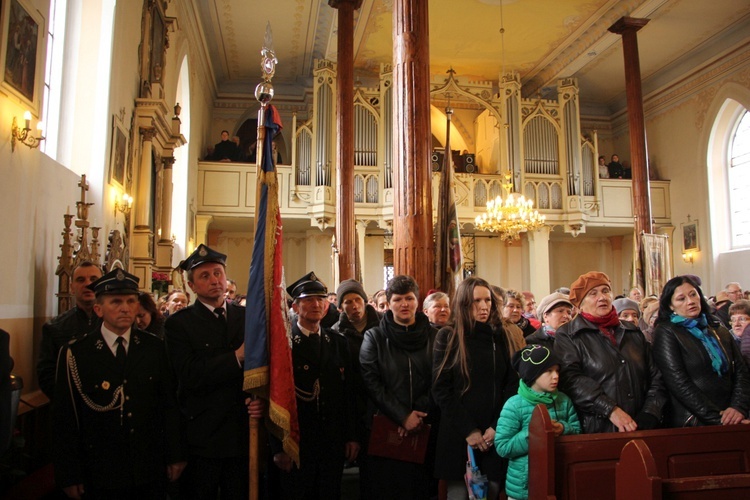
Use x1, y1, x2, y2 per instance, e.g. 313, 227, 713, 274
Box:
432, 277, 517, 499
360, 275, 438, 500
555, 271, 666, 433
652, 275, 750, 427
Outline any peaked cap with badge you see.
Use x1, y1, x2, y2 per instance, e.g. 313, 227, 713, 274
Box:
87, 268, 140, 296
287, 272, 328, 300
179, 244, 227, 271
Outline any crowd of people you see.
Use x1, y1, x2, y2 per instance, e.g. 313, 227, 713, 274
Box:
36, 246, 750, 499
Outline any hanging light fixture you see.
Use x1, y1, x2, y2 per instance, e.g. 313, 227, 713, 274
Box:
473, 3, 545, 241
474, 172, 545, 241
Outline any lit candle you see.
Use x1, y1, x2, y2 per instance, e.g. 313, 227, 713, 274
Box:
23, 111, 31, 130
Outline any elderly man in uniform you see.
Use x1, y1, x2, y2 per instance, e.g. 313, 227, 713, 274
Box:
272, 272, 358, 499
52, 269, 185, 499
165, 244, 264, 500
37, 261, 102, 399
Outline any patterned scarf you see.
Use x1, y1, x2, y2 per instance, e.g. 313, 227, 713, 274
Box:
670, 313, 728, 376
581, 308, 621, 346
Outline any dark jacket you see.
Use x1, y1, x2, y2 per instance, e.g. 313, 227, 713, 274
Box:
525, 326, 556, 351
652, 320, 750, 427
432, 322, 517, 482
283, 323, 356, 461
37, 306, 101, 399
331, 304, 381, 444
554, 314, 666, 433
359, 311, 437, 428
52, 327, 183, 490
164, 300, 247, 458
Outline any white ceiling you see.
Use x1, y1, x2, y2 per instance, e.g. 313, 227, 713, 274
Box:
193, 0, 750, 114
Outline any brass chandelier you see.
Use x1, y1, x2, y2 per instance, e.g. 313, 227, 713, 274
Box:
474, 172, 546, 241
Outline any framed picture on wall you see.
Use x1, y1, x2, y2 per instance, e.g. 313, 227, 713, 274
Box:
0, 0, 45, 113
109, 115, 128, 190
681, 220, 699, 252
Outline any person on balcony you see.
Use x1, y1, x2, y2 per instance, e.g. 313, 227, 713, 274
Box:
607, 154, 624, 179
598, 155, 609, 179
208, 130, 240, 162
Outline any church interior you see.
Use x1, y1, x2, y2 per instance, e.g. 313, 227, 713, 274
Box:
1, 0, 750, 457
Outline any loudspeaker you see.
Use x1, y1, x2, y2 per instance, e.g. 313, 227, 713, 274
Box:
431, 151, 445, 172
462, 154, 476, 173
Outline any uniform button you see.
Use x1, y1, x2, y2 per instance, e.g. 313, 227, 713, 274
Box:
621, 360, 625, 364
127, 412, 133, 418
130, 429, 135, 434
627, 393, 632, 398
304, 365, 309, 370
205, 344, 210, 347
123, 379, 128, 384
126, 396, 130, 401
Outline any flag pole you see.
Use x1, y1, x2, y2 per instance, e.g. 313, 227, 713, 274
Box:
250, 23, 277, 500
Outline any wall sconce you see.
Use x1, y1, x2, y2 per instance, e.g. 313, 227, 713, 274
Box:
11, 111, 45, 151
114, 193, 133, 217
682, 251, 694, 264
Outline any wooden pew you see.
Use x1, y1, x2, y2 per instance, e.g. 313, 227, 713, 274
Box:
528, 404, 750, 500
616, 439, 750, 499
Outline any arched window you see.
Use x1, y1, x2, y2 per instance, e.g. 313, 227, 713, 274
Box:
729, 110, 750, 248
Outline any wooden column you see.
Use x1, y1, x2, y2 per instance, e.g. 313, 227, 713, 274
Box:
609, 17, 652, 235
392, 0, 434, 292
329, 0, 361, 282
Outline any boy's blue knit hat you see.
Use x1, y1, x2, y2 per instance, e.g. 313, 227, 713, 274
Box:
512, 344, 560, 386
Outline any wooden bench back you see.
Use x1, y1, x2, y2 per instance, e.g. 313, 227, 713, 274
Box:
528, 404, 750, 500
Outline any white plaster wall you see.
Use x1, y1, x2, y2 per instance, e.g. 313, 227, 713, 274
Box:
363, 235, 385, 295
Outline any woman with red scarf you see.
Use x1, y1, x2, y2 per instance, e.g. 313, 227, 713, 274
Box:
554, 272, 667, 433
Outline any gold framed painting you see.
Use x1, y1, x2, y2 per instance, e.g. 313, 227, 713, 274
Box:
108, 115, 128, 190
681, 220, 699, 253
0, 0, 45, 113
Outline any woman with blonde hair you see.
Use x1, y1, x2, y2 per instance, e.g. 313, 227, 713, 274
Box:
432, 277, 518, 499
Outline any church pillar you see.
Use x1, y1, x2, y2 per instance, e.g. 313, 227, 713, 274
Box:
132, 128, 156, 291
329, 0, 362, 282
609, 17, 652, 236
527, 227, 551, 296
135, 128, 155, 229
392, 0, 434, 291
156, 156, 174, 269
356, 220, 367, 283
195, 215, 213, 247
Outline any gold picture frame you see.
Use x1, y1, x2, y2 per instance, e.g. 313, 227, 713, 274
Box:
108, 115, 128, 190
681, 220, 699, 252
0, 0, 45, 113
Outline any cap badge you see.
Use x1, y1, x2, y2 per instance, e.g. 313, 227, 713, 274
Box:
199, 247, 208, 257
116, 269, 125, 280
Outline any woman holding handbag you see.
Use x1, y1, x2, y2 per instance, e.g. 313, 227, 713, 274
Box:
360, 275, 438, 500
432, 277, 518, 499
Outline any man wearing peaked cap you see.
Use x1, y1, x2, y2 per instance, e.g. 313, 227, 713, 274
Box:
178, 243, 227, 273
272, 272, 358, 499
165, 244, 264, 499
52, 268, 185, 498
287, 271, 340, 328
286, 271, 328, 299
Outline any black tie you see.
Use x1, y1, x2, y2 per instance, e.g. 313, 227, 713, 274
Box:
115, 337, 126, 368
216, 308, 226, 322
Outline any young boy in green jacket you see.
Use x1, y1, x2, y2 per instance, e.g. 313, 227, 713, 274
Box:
495, 344, 581, 500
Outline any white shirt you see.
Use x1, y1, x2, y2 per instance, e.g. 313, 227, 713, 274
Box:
100, 324, 131, 356
199, 299, 227, 320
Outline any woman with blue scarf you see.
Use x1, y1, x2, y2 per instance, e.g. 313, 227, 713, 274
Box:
653, 276, 750, 427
